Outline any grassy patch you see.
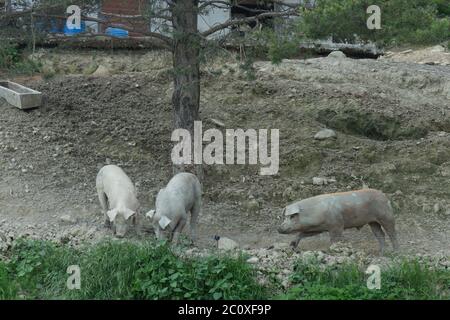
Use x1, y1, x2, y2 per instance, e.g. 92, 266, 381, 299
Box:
1, 239, 267, 300
0, 239, 448, 300
278, 258, 450, 300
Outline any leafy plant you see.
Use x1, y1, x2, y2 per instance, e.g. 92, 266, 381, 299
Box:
0, 263, 17, 299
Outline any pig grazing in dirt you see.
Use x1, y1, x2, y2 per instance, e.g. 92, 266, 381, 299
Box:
146, 172, 201, 244
96, 165, 140, 238
278, 189, 399, 254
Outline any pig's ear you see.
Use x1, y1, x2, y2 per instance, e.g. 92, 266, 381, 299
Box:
145, 209, 155, 219
124, 208, 136, 220
285, 203, 302, 216
158, 216, 172, 230
157, 188, 165, 197
107, 209, 118, 222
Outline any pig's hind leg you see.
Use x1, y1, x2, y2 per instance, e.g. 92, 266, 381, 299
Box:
380, 219, 399, 251
369, 222, 386, 255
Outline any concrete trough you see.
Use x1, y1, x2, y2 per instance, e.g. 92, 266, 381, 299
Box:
0, 81, 42, 110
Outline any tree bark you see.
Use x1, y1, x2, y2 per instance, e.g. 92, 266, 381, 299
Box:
171, 0, 200, 131
5, 0, 12, 13
171, 0, 202, 178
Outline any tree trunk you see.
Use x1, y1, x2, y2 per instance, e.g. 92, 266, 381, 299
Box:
5, 0, 12, 13
171, 0, 202, 179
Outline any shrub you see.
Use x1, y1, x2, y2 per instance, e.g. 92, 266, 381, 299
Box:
0, 41, 42, 74
432, 0, 450, 16
0, 41, 20, 69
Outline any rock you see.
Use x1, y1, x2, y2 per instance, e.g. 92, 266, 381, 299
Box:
336, 256, 347, 264
313, 177, 336, 185
325, 256, 337, 265
246, 257, 259, 264
92, 65, 110, 77
281, 268, 291, 275
422, 204, 431, 213
242, 198, 260, 212
209, 118, 225, 128
316, 251, 325, 262
302, 251, 316, 262
59, 214, 77, 225
328, 51, 346, 59
271, 242, 289, 250
313, 177, 325, 185
330, 242, 353, 255
83, 62, 99, 75
218, 237, 239, 250
314, 128, 337, 140
433, 203, 440, 214
430, 45, 445, 53
282, 186, 296, 201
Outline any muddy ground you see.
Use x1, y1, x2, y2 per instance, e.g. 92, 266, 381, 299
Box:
0, 48, 449, 270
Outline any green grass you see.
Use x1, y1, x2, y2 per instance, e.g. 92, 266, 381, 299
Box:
277, 258, 450, 300
0, 239, 448, 300
1, 239, 267, 300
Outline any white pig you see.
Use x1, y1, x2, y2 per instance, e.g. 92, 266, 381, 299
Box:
146, 172, 201, 244
96, 164, 140, 238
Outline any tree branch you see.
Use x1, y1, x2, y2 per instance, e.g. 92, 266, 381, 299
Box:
201, 9, 298, 37
199, 0, 300, 10
199, 1, 268, 13
30, 13, 174, 46
100, 11, 172, 21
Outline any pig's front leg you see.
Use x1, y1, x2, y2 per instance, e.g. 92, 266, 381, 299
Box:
329, 226, 344, 243
190, 200, 201, 244
172, 217, 187, 245
97, 191, 111, 228
103, 211, 111, 229
290, 232, 321, 248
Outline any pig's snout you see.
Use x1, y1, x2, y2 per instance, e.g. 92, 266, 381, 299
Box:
114, 225, 127, 238
114, 230, 125, 238
277, 223, 291, 234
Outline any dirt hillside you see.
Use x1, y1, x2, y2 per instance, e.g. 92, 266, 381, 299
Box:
0, 48, 449, 265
